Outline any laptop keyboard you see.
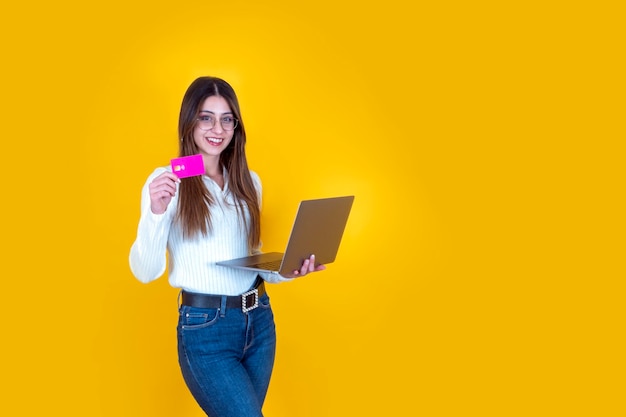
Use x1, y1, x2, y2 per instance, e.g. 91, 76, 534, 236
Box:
251, 260, 282, 271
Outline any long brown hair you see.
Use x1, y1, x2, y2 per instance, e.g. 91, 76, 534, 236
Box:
176, 77, 260, 252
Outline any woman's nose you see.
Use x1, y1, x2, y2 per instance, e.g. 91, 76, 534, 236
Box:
212, 120, 225, 132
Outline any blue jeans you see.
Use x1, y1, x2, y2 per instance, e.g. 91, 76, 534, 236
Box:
177, 293, 276, 417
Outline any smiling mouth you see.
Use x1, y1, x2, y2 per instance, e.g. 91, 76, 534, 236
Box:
207, 137, 223, 145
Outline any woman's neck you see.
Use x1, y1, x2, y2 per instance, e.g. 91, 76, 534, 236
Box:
203, 156, 221, 177
203, 159, 224, 189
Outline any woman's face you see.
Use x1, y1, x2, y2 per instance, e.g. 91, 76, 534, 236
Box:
193, 95, 235, 159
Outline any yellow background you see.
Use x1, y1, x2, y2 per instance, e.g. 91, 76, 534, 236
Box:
1, 1, 623, 416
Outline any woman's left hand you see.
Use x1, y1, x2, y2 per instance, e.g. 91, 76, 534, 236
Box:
287, 254, 326, 278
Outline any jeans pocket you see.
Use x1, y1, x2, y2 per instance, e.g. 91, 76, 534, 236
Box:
258, 293, 271, 310
180, 306, 220, 330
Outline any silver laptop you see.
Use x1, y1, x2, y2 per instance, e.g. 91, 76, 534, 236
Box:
216, 196, 354, 276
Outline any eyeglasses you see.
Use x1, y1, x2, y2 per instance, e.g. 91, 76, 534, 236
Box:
196, 114, 239, 131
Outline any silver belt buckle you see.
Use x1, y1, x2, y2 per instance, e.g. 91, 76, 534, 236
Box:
241, 288, 259, 313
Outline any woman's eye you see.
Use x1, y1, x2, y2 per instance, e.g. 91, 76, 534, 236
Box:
200, 116, 213, 122
222, 117, 233, 123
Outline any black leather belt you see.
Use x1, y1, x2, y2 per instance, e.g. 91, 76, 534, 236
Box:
181, 282, 266, 313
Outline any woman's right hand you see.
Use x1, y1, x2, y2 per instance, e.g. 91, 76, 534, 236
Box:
149, 171, 180, 214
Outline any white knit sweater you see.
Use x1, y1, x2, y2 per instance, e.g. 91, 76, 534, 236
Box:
129, 166, 290, 295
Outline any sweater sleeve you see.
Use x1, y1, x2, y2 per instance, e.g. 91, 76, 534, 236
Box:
129, 168, 176, 283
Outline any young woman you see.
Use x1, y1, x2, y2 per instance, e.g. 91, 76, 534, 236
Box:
129, 76, 324, 416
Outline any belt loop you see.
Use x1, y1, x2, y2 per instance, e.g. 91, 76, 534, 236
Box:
219, 295, 227, 317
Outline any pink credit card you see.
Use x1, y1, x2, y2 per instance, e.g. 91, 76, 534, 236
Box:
171, 154, 205, 178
